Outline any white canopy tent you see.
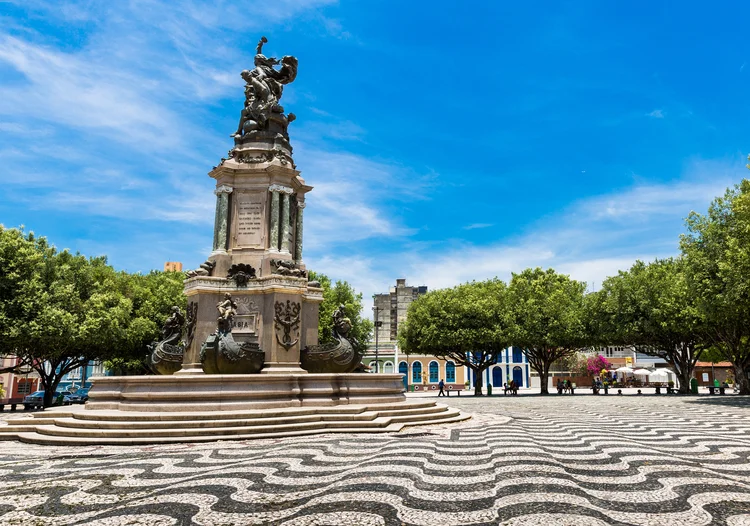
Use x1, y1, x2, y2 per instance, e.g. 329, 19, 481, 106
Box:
615, 366, 634, 374
632, 368, 652, 376
649, 369, 677, 385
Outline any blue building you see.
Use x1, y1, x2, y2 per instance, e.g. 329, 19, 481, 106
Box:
56, 361, 106, 392
466, 346, 531, 389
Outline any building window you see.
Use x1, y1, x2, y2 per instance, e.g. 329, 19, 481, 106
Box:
383, 361, 394, 374
446, 361, 456, 383
368, 361, 377, 371
512, 347, 523, 363
398, 361, 408, 377
412, 361, 422, 383
429, 361, 439, 383
16, 382, 32, 395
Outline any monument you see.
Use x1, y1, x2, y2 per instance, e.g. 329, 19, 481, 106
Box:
179, 35, 318, 376
0, 38, 467, 445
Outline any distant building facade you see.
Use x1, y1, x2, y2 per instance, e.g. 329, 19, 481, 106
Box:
0, 356, 40, 403
164, 262, 183, 272
366, 278, 466, 391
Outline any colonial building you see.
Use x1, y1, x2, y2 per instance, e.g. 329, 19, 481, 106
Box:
365, 278, 466, 391
0, 356, 39, 403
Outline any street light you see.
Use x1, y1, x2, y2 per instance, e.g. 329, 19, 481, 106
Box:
372, 304, 382, 373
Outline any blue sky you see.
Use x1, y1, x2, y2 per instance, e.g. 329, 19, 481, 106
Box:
1, 0, 748, 309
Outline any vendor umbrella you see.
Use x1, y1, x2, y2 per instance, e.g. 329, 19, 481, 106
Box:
633, 368, 652, 376
615, 366, 634, 373
649, 370, 671, 381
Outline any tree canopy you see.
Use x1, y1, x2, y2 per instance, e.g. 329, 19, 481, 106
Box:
0, 226, 185, 406
590, 258, 705, 393
681, 179, 750, 394
399, 279, 512, 395
507, 268, 589, 394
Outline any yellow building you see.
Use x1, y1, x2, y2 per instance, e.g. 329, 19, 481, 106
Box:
164, 261, 183, 272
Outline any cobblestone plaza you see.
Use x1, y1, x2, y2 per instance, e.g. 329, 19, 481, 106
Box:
2, 394, 750, 525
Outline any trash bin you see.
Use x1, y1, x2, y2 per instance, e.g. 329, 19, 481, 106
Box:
690, 378, 698, 394
487, 384, 492, 396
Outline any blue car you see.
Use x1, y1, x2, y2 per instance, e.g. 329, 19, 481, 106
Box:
23, 391, 72, 410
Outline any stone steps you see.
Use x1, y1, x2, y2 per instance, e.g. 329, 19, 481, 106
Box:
0, 402, 468, 446
47, 406, 447, 431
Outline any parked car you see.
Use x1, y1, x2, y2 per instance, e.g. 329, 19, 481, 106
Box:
65, 392, 82, 404
74, 388, 90, 403
23, 391, 71, 410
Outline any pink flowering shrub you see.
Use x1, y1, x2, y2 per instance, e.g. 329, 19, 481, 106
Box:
586, 354, 612, 375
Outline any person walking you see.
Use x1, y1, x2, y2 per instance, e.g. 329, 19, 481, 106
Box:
438, 379, 446, 397
557, 378, 563, 395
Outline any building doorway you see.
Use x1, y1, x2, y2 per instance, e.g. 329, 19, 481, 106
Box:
492, 367, 503, 387
512, 366, 523, 387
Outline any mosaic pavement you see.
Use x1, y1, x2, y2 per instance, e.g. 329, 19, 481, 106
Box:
1, 394, 750, 525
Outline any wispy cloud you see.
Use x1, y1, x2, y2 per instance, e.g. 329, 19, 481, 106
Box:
306, 157, 745, 309
647, 109, 665, 118
463, 223, 494, 230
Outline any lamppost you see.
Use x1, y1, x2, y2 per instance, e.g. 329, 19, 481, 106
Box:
372, 304, 381, 373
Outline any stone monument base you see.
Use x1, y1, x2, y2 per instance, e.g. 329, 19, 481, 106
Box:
0, 374, 468, 445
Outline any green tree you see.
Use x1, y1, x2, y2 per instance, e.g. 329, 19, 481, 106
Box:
508, 268, 588, 395
0, 226, 186, 406
308, 271, 372, 354
0, 227, 49, 375
681, 179, 750, 394
591, 258, 705, 394
399, 279, 512, 396
103, 270, 186, 375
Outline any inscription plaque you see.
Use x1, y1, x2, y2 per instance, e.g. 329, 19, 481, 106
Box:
232, 314, 258, 334
233, 192, 264, 247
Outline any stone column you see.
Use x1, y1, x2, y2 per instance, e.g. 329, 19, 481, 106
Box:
295, 200, 305, 263
280, 193, 291, 254
269, 190, 280, 251
269, 184, 294, 254
211, 185, 233, 255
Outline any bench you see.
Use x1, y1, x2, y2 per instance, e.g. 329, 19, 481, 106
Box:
0, 397, 24, 412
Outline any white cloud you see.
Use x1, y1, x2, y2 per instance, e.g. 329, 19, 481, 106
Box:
463, 223, 494, 230
647, 109, 665, 118
305, 159, 745, 314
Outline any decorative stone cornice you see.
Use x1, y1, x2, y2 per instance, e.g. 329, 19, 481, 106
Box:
268, 184, 294, 195
214, 185, 233, 195
297, 201, 306, 209
184, 274, 310, 294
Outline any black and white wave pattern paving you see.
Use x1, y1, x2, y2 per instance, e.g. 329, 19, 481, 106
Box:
2, 395, 750, 525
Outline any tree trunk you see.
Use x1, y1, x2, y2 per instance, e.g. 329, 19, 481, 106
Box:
41, 374, 63, 408
474, 371, 484, 396
677, 367, 692, 394
539, 362, 550, 395
734, 362, 750, 395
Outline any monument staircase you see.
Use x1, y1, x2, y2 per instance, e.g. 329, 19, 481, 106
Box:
0, 400, 465, 445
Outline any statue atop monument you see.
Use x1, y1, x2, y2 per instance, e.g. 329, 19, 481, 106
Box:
233, 36, 299, 143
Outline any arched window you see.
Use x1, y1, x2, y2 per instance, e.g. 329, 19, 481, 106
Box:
445, 361, 456, 383
383, 361, 394, 374
512, 347, 523, 363
398, 361, 408, 377
429, 361, 439, 383
368, 361, 377, 372
412, 361, 422, 383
